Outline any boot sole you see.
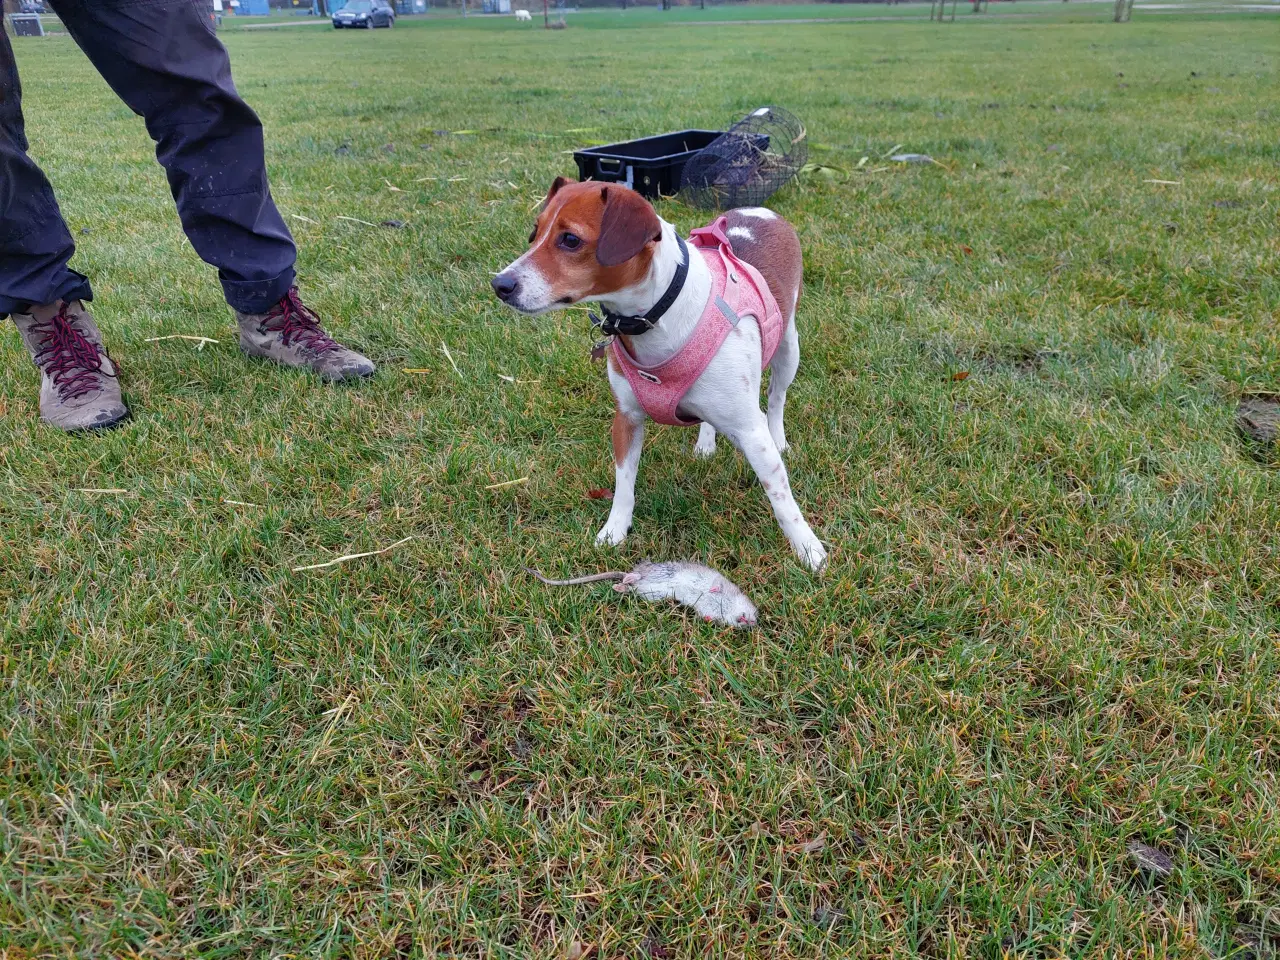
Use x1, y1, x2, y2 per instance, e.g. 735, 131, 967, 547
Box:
240, 346, 376, 382
53, 408, 131, 434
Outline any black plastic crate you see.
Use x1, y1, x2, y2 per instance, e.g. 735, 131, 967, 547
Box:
573, 129, 723, 199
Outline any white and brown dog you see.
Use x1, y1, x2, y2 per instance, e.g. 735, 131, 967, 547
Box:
492, 178, 826, 572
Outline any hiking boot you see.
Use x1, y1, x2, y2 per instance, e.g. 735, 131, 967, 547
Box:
235, 287, 375, 381
11, 300, 129, 433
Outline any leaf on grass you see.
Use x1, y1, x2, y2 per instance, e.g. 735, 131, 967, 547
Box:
1127, 840, 1173, 877
800, 162, 846, 180
813, 903, 846, 928
949, 371, 971, 382
800, 832, 827, 854
1237, 396, 1280, 444
890, 153, 934, 164
586, 488, 614, 500
960, 244, 973, 255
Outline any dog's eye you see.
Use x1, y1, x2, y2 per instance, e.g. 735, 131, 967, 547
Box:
528, 229, 536, 243
558, 232, 583, 251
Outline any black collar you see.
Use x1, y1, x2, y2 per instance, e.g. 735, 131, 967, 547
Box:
591, 234, 689, 338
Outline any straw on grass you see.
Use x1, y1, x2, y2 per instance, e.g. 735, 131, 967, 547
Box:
292, 536, 416, 573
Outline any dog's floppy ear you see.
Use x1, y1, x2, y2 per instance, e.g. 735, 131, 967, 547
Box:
541, 175, 573, 210
596, 185, 661, 267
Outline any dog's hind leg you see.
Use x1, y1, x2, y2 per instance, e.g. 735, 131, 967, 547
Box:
766, 312, 800, 454
693, 423, 717, 459
731, 413, 826, 572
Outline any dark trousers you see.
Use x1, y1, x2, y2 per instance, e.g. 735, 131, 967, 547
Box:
0, 0, 296, 318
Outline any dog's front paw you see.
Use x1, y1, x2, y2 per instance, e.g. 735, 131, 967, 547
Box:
797, 539, 828, 573
595, 522, 629, 547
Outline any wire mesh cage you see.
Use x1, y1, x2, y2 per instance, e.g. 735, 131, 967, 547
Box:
678, 106, 807, 210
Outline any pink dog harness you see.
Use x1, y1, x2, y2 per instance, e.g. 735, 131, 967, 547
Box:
608, 217, 784, 427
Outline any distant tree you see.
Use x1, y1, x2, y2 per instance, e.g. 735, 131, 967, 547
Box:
1113, 0, 1133, 20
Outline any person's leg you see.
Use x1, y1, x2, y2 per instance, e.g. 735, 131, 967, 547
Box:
47, 0, 374, 378
0, 26, 93, 317
47, 0, 296, 314
2, 26, 127, 431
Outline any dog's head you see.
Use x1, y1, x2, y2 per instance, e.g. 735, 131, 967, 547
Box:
491, 177, 662, 315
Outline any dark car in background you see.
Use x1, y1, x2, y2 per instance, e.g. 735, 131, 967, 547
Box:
332, 0, 395, 27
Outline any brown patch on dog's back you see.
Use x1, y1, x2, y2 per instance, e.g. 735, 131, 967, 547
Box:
724, 210, 803, 320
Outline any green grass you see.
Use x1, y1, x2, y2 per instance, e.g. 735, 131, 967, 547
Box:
2, 8, 1279, 958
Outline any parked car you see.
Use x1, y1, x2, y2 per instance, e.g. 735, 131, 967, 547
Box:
332, 0, 395, 27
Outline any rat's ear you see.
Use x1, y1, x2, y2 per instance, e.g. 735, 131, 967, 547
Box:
541, 175, 573, 210
596, 185, 661, 267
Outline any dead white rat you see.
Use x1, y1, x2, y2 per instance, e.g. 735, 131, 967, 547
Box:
525, 561, 758, 629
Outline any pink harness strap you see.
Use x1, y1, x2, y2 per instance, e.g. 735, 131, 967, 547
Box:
609, 216, 785, 427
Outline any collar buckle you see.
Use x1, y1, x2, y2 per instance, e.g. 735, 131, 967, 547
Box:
590, 234, 690, 340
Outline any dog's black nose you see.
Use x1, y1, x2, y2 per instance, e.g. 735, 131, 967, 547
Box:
491, 273, 520, 302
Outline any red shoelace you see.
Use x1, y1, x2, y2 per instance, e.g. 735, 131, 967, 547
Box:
31, 307, 115, 402
259, 288, 339, 355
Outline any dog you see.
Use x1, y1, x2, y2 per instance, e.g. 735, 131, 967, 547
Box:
492, 178, 826, 572
514, 9, 532, 20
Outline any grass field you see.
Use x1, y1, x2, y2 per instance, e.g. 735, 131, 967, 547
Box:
2, 6, 1279, 957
